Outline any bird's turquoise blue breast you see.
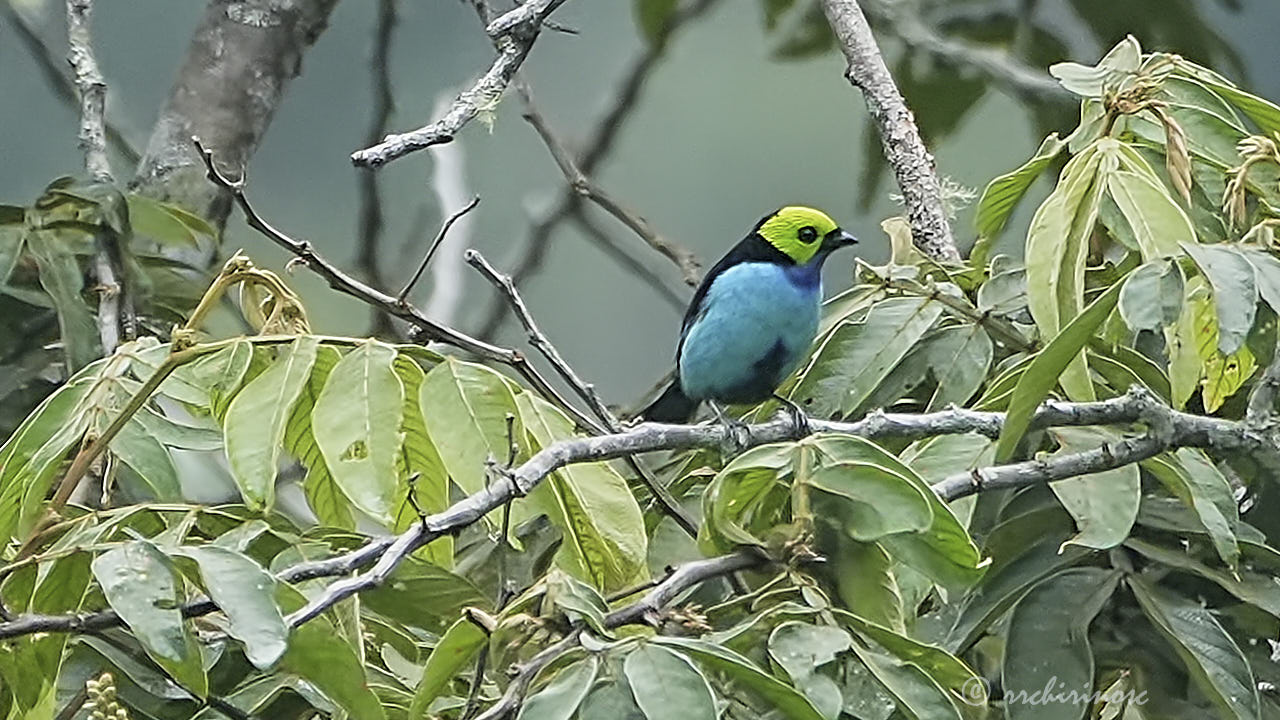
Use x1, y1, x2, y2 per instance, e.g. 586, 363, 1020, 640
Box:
678, 261, 821, 404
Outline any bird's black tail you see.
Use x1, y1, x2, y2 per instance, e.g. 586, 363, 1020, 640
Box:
638, 379, 699, 423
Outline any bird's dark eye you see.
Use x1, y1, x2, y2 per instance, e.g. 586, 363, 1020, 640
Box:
798, 226, 818, 243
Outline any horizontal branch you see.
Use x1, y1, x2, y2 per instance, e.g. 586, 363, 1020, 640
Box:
3, 389, 1272, 641
350, 0, 570, 167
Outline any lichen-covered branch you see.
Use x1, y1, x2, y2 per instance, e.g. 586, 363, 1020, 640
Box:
820, 0, 960, 262
350, 0, 571, 167
65, 0, 128, 354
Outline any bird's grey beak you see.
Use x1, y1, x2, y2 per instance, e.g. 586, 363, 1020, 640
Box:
822, 228, 858, 250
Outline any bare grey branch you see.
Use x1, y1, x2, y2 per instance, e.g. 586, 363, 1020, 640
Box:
820, 0, 961, 262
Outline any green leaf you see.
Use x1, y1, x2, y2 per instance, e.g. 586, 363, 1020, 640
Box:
1106, 170, 1194, 260
518, 655, 599, 720
808, 461, 934, 541
2, 552, 93, 714
1129, 576, 1260, 720
91, 540, 207, 695
126, 194, 212, 248
26, 228, 99, 371
1201, 80, 1280, 136
996, 276, 1127, 462
768, 622, 853, 719
625, 644, 718, 720
652, 636, 825, 720
0, 367, 99, 543
362, 557, 490, 635
281, 608, 387, 720
769, 621, 853, 675
926, 325, 993, 411
169, 338, 253, 420
392, 354, 451, 565
286, 345, 354, 530
1002, 568, 1120, 720
811, 436, 985, 593
224, 336, 319, 510
171, 545, 287, 669
945, 510, 1087, 652
579, 675, 645, 719
134, 406, 223, 451
1119, 260, 1183, 332
848, 642, 965, 720
313, 340, 404, 523
975, 133, 1067, 239
519, 394, 647, 592
1047, 427, 1140, 550
109, 415, 182, 500
1182, 242, 1259, 355
834, 609, 982, 702
1167, 277, 1205, 409
1024, 141, 1105, 400
1126, 538, 1280, 618
545, 568, 611, 634
858, 323, 992, 414
407, 615, 487, 718
1239, 246, 1280, 315
792, 296, 944, 418
420, 357, 518, 496
833, 539, 904, 632
700, 442, 796, 553
1143, 450, 1239, 569
1049, 36, 1140, 98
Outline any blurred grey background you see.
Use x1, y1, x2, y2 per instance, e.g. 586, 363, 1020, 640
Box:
2, 0, 1277, 406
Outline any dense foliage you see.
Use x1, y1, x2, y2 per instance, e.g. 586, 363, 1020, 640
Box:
6, 33, 1280, 720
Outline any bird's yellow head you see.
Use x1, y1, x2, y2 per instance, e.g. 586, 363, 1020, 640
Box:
755, 206, 856, 264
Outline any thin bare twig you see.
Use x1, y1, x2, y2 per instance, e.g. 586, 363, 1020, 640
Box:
356, 0, 398, 335
516, 81, 702, 286
477, 0, 721, 338
2, 2, 139, 164
464, 249, 699, 536
861, 0, 1069, 103
569, 211, 687, 311
400, 196, 481, 302
191, 138, 601, 434
820, 0, 960, 263
466, 249, 614, 425
351, 0, 572, 167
